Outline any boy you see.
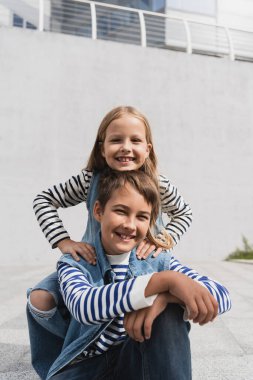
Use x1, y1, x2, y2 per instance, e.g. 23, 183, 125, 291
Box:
39, 170, 231, 379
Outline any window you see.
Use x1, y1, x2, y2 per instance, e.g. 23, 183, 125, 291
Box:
13, 13, 36, 29
13, 13, 23, 28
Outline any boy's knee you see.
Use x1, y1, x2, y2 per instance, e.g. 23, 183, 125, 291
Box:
30, 289, 56, 311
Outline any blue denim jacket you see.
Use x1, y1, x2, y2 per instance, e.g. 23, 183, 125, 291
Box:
46, 231, 171, 379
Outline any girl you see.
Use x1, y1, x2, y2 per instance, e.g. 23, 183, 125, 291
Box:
27, 106, 192, 376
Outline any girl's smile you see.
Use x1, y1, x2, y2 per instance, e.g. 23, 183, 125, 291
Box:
101, 115, 151, 171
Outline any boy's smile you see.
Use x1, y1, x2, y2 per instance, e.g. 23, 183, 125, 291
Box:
93, 184, 152, 256
101, 115, 151, 171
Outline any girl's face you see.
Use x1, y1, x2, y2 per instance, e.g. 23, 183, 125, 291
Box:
101, 115, 151, 171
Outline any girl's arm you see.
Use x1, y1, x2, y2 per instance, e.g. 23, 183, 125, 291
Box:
169, 256, 232, 315
159, 174, 193, 246
33, 170, 93, 248
57, 262, 156, 325
136, 175, 192, 259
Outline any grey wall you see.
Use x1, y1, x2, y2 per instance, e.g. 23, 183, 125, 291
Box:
1, 27, 253, 266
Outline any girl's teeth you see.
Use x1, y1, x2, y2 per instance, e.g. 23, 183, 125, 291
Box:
118, 157, 132, 162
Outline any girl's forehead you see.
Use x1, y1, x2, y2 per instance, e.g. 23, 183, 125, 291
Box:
106, 115, 147, 134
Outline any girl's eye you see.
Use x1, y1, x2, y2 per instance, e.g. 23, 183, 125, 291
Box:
110, 139, 121, 143
132, 138, 142, 143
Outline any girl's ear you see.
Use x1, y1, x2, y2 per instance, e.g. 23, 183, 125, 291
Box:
93, 201, 103, 222
100, 142, 105, 158
146, 143, 152, 158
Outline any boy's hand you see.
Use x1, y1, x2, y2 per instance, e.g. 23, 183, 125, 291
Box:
57, 239, 96, 264
136, 239, 163, 260
146, 271, 219, 325
169, 273, 218, 325
124, 293, 176, 342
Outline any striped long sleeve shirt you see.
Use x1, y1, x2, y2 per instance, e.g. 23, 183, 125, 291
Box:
59, 252, 157, 359
58, 256, 231, 330
33, 170, 192, 248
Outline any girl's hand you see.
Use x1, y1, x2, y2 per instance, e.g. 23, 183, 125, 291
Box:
136, 239, 163, 260
57, 239, 96, 264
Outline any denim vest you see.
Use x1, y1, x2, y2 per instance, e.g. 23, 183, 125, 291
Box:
46, 230, 171, 379
81, 171, 101, 245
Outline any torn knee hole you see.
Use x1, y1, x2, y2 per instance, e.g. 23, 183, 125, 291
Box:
30, 289, 56, 311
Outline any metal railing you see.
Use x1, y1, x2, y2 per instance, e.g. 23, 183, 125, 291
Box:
1, 0, 253, 62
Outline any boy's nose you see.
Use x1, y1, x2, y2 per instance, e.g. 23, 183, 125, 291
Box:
122, 219, 136, 231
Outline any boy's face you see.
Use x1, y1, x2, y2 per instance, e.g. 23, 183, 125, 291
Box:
94, 184, 152, 255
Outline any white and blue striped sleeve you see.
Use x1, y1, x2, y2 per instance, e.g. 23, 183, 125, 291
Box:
169, 256, 231, 314
159, 175, 193, 245
58, 262, 157, 325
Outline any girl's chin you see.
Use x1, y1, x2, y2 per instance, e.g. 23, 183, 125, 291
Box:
113, 161, 140, 171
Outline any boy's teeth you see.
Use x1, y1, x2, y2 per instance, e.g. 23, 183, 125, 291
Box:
120, 234, 132, 239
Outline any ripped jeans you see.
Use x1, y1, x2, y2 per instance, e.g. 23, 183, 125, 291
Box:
27, 272, 70, 380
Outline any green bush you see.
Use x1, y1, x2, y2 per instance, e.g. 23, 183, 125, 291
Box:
226, 236, 253, 260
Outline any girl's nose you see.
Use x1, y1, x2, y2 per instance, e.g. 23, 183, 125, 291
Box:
120, 140, 131, 152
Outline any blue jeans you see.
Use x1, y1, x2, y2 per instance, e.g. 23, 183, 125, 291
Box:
50, 304, 191, 380
27, 272, 70, 380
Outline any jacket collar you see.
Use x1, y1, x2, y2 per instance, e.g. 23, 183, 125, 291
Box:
94, 230, 154, 278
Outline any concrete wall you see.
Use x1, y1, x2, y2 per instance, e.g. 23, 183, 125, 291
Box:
1, 27, 253, 266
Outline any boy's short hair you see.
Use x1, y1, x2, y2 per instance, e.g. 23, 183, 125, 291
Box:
97, 169, 160, 227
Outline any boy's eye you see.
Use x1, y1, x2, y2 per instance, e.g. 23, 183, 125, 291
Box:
138, 215, 150, 221
114, 209, 126, 215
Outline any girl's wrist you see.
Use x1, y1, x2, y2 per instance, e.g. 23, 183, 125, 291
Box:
57, 238, 71, 250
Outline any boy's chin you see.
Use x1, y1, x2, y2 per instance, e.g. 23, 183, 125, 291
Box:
114, 242, 137, 255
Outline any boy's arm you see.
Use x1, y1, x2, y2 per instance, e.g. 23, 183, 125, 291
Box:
124, 271, 220, 342
33, 170, 93, 248
57, 262, 157, 325
169, 256, 232, 314
144, 270, 219, 322
159, 175, 193, 246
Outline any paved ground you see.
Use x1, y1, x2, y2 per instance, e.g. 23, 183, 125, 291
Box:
0, 260, 252, 380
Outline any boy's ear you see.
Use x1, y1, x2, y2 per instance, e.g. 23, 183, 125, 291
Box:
93, 201, 103, 222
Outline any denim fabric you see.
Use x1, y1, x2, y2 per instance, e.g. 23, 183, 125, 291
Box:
46, 231, 171, 379
50, 304, 191, 380
26, 305, 65, 380
81, 171, 102, 245
27, 173, 102, 378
